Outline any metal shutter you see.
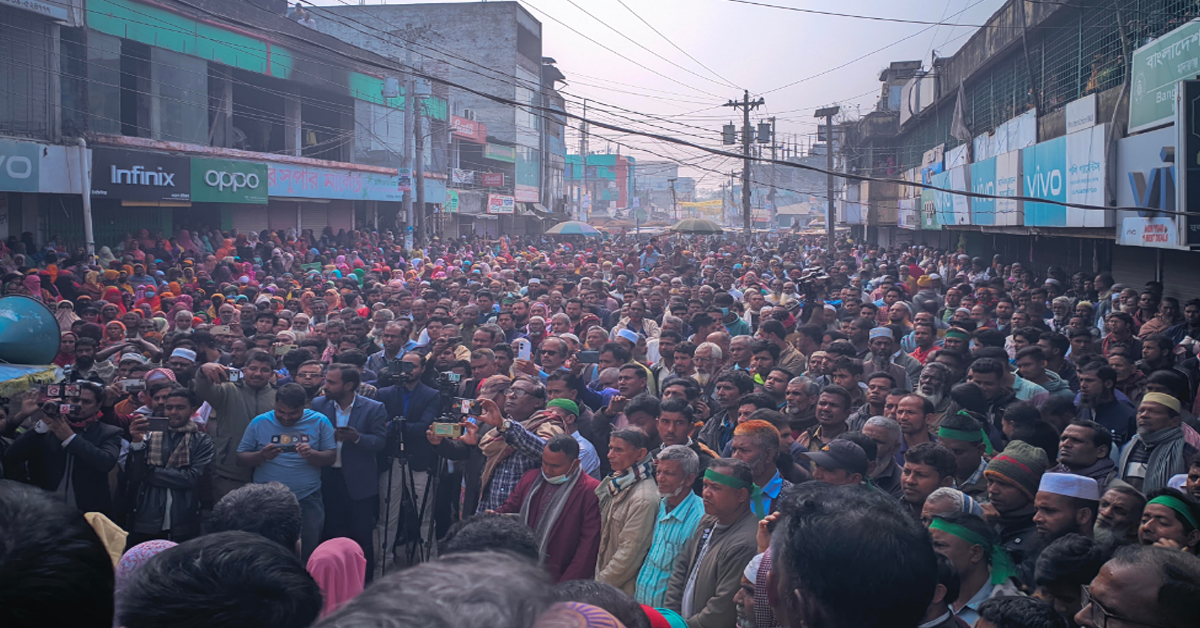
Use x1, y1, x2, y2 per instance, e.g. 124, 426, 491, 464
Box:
301, 204, 329, 232
0, 9, 52, 139
232, 206, 269, 233
1161, 250, 1200, 302
1112, 245, 1157, 292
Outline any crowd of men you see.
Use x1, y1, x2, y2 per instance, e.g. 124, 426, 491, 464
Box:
2, 226, 1199, 628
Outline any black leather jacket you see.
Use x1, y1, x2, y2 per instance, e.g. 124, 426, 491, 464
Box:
126, 430, 214, 537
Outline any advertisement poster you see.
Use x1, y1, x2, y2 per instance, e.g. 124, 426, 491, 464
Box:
487, 193, 515, 214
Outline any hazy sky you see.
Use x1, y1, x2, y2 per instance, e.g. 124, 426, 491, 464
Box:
317, 0, 1007, 189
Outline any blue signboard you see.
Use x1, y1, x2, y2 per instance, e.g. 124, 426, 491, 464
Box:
1022, 135, 1068, 226
971, 156, 996, 226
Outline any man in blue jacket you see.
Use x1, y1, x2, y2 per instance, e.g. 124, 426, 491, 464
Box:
311, 363, 388, 580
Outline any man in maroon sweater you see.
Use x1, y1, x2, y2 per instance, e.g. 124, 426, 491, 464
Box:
496, 427, 602, 582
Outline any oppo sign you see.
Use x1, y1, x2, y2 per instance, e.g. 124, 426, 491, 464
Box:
204, 169, 260, 192
191, 158, 268, 204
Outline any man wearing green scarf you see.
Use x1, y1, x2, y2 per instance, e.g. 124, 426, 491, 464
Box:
929, 512, 1021, 627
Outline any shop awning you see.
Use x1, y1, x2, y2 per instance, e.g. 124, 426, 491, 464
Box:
518, 203, 553, 218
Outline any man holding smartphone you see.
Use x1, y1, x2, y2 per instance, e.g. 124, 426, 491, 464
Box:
126, 387, 214, 546
236, 383, 336, 561
310, 364, 388, 580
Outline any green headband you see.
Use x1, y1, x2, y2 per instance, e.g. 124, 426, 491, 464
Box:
1148, 495, 1200, 530
939, 417, 996, 456
929, 519, 1017, 585
705, 468, 752, 491
945, 330, 970, 341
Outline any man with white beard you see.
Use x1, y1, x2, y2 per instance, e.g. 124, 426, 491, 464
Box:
915, 362, 954, 427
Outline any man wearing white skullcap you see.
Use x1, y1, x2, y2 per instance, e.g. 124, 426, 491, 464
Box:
1033, 472, 1100, 541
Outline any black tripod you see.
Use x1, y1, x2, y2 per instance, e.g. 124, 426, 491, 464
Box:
377, 374, 459, 573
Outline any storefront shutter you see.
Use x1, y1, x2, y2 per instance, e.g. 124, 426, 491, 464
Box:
232, 206, 269, 234
301, 204, 329, 232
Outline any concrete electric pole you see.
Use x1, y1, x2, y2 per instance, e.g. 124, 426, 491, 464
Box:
815, 106, 840, 253
724, 90, 764, 238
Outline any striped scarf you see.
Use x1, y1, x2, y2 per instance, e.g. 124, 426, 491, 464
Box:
146, 421, 199, 468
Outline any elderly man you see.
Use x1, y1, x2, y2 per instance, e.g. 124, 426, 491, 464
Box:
1075, 546, 1200, 628
596, 428, 659, 595
634, 445, 706, 608
1033, 472, 1100, 542
783, 376, 819, 433
1120, 392, 1199, 493
665, 458, 759, 628
729, 419, 791, 518
863, 416, 904, 497
863, 325, 918, 390
915, 362, 954, 425
494, 433, 601, 582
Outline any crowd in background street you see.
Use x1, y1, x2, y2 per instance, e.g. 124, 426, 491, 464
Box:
2, 225, 1199, 628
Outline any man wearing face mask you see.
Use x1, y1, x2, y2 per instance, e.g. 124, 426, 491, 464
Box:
494, 431, 601, 583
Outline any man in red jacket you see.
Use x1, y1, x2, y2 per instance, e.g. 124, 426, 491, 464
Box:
496, 425, 602, 582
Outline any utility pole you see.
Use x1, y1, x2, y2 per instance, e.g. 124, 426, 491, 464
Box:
580, 99, 589, 221
414, 81, 426, 246
724, 90, 764, 237
668, 177, 678, 220
402, 48, 415, 251
815, 106, 840, 253
768, 116, 777, 228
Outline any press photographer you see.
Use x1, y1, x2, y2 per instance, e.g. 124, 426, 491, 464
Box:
3, 381, 123, 516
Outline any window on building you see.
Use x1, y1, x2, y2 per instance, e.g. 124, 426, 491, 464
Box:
151, 47, 208, 144
0, 8, 55, 139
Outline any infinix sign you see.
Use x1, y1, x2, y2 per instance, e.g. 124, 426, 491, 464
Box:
111, 165, 176, 187
91, 148, 190, 202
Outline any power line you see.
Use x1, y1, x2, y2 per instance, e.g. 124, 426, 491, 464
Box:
612, 0, 742, 90
516, 0, 723, 99
556, 0, 739, 91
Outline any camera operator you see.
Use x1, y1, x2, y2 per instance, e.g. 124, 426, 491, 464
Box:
374, 351, 439, 577
426, 373, 512, 520
125, 387, 214, 545
3, 381, 123, 515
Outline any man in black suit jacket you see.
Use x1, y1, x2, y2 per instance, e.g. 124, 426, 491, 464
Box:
4, 381, 122, 516
373, 352, 440, 577
311, 364, 388, 579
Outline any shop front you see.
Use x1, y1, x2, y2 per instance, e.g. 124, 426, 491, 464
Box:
89, 147, 190, 247
183, 157, 267, 234
0, 139, 88, 246
266, 163, 405, 236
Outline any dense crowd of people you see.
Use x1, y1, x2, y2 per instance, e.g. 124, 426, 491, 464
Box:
2, 226, 1199, 628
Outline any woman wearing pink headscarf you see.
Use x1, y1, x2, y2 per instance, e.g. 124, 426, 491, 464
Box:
306, 538, 366, 618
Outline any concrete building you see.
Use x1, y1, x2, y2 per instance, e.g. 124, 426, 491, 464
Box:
316, 1, 564, 237
841, 0, 1200, 293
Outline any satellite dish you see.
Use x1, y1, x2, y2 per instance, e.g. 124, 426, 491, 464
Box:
0, 295, 61, 365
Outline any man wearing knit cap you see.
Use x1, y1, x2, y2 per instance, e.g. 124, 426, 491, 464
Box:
1119, 392, 1200, 493
984, 440, 1049, 565
1033, 473, 1100, 541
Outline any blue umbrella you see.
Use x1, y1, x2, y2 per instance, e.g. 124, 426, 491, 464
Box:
545, 221, 602, 236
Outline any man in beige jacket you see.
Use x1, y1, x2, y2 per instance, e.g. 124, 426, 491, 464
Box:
595, 428, 659, 594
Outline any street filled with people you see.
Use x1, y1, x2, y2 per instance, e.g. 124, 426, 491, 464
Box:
2, 227, 1199, 628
